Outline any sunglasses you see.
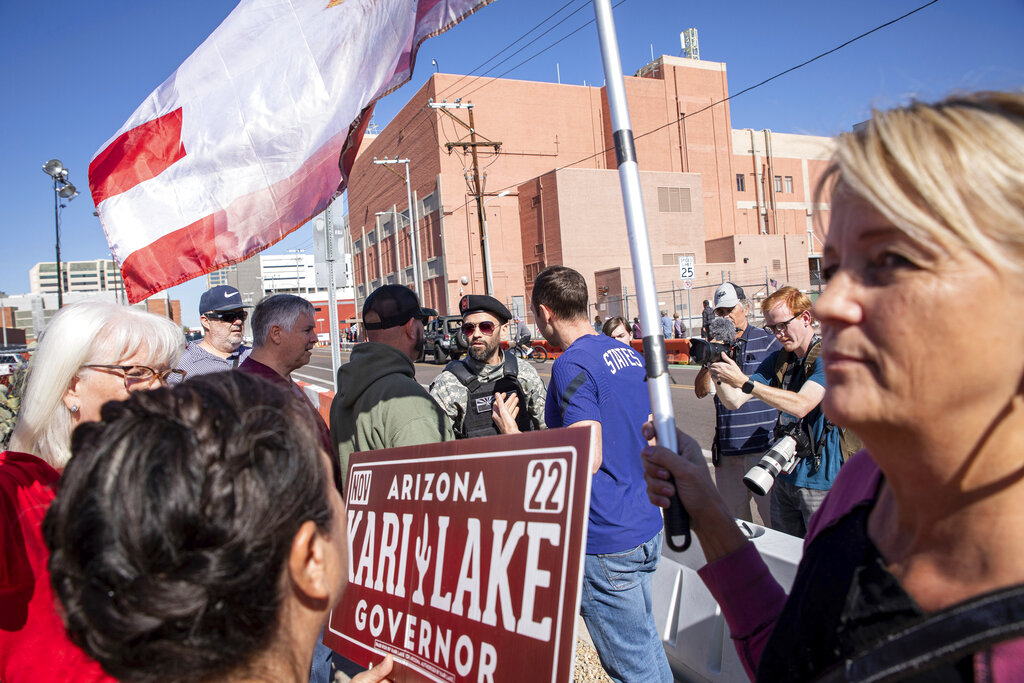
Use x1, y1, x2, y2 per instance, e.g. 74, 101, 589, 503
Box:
461, 321, 497, 336
204, 310, 248, 324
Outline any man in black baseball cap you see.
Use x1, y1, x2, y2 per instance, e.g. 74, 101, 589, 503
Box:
330, 285, 450, 489
429, 294, 546, 439
171, 285, 251, 381
361, 284, 438, 332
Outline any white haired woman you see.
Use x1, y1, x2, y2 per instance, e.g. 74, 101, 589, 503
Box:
1, 301, 184, 682
643, 91, 1024, 681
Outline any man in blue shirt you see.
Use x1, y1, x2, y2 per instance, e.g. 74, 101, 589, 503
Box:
531, 266, 671, 682
695, 282, 780, 527
709, 286, 841, 538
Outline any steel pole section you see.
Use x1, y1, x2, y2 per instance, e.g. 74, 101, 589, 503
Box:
592, 0, 689, 550
324, 204, 341, 392
53, 178, 63, 309
403, 162, 425, 297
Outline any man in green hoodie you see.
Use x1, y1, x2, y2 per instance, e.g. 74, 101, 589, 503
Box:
330, 285, 453, 488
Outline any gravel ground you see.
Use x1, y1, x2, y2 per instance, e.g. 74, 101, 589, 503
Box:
572, 636, 613, 682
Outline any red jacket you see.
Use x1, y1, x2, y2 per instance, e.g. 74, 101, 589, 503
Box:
0, 451, 114, 682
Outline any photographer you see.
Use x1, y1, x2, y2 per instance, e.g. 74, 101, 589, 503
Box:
710, 286, 841, 537
694, 283, 779, 526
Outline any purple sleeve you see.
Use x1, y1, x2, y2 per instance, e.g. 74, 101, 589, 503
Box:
696, 451, 884, 679
697, 543, 788, 680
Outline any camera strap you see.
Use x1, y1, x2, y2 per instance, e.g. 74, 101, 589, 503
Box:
814, 582, 1024, 683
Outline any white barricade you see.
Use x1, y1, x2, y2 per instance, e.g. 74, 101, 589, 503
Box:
653, 521, 803, 683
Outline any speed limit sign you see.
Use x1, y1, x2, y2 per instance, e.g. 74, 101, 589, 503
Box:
678, 255, 695, 283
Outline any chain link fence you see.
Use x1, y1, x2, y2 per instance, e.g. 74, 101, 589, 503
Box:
597, 276, 827, 337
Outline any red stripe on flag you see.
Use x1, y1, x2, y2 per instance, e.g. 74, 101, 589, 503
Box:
118, 117, 371, 303
89, 109, 187, 206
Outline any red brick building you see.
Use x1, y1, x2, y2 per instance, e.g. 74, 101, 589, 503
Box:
345, 55, 833, 325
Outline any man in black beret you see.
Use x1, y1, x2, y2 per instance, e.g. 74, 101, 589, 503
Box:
429, 294, 546, 438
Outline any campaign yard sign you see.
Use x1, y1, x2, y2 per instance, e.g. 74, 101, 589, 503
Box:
323, 427, 596, 682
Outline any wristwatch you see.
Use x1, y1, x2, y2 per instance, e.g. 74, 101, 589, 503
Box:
741, 380, 755, 394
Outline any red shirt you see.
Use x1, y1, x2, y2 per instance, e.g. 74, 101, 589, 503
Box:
0, 451, 114, 682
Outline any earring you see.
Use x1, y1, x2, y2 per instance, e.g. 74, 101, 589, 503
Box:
69, 405, 80, 414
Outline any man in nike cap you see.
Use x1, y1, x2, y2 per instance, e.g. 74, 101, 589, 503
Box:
172, 285, 252, 381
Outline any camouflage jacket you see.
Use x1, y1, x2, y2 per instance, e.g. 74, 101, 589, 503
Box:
429, 351, 547, 435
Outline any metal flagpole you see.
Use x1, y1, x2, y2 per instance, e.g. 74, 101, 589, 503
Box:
591, 0, 689, 550
323, 204, 341, 392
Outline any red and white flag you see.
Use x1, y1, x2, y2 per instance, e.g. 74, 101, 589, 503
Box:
90, 0, 491, 303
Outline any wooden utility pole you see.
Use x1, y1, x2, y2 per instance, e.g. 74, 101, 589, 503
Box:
428, 100, 501, 294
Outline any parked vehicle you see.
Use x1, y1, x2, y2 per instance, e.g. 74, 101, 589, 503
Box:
0, 351, 27, 377
423, 315, 468, 364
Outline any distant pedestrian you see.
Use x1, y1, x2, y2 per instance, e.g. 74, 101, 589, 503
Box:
701, 299, 714, 339
673, 313, 685, 338
632, 317, 641, 339
661, 311, 673, 338
593, 315, 602, 332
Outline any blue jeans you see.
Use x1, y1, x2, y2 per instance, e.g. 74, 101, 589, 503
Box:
580, 530, 672, 683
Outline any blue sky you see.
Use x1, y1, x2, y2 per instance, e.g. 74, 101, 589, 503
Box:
2, 0, 1021, 327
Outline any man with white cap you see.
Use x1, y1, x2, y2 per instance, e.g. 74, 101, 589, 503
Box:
172, 285, 251, 381
695, 282, 780, 526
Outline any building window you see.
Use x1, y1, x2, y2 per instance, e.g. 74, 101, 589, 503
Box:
784, 176, 793, 194
657, 186, 692, 212
736, 174, 745, 192
774, 176, 783, 193
353, 238, 362, 253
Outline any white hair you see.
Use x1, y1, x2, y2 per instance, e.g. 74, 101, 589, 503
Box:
10, 301, 183, 469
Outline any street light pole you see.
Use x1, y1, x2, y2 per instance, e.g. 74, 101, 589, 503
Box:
0, 291, 7, 348
372, 157, 423, 298
481, 189, 512, 296
42, 159, 78, 309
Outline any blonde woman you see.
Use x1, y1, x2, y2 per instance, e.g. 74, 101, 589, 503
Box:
644, 92, 1024, 680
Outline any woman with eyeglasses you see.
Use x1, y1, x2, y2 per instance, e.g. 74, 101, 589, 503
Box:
642, 92, 1024, 680
1, 301, 184, 682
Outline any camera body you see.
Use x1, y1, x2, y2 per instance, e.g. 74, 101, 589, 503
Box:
743, 422, 811, 496
688, 336, 747, 366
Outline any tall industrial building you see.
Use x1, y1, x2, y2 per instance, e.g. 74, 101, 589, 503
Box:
344, 54, 834, 325
29, 259, 125, 298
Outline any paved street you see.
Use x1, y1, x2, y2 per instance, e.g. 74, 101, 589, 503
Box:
294, 346, 717, 450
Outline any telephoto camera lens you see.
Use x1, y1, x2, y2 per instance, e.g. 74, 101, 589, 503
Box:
743, 435, 798, 496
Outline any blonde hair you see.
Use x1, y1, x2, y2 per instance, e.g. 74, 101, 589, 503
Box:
820, 91, 1024, 273
10, 301, 184, 469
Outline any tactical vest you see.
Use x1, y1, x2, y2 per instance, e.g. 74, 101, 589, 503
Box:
444, 353, 536, 439
770, 337, 863, 463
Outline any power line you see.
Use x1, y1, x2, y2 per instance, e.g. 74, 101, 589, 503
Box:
356, 0, 940, 228
433, 0, 587, 101
456, 0, 631, 101
477, 0, 943, 195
